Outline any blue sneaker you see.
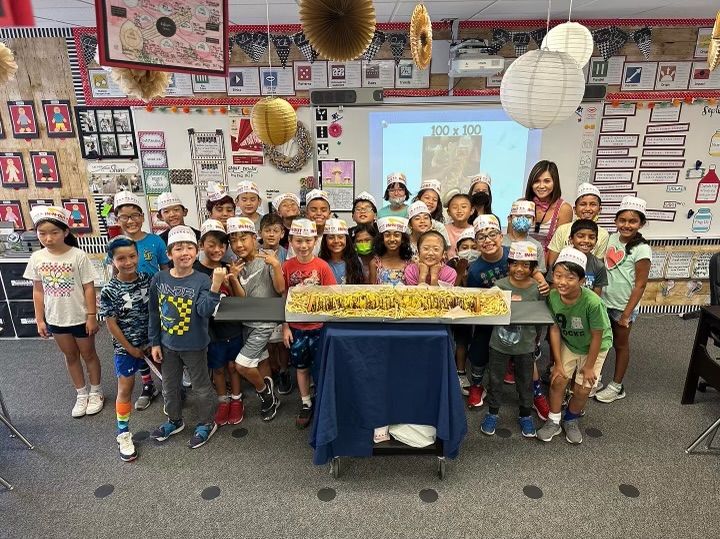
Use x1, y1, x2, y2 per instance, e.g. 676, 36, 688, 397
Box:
188, 422, 218, 449
151, 419, 184, 442
480, 413, 498, 436
519, 415, 536, 438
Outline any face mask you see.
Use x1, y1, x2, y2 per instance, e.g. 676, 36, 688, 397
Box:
511, 216, 532, 233
355, 241, 373, 255
471, 191, 490, 207
389, 196, 405, 207
458, 249, 481, 263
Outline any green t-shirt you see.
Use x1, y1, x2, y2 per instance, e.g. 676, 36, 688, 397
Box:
490, 277, 541, 355
547, 288, 613, 354
603, 233, 652, 310
377, 204, 409, 219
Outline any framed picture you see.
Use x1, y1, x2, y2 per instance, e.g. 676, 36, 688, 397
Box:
0, 200, 25, 230
100, 134, 119, 157
96, 109, 114, 132
117, 133, 136, 156
62, 198, 92, 233
0, 153, 27, 188
7, 101, 39, 139
76, 107, 136, 159
78, 109, 97, 133
113, 110, 132, 132
41, 100, 75, 138
95, 0, 229, 75
30, 151, 62, 188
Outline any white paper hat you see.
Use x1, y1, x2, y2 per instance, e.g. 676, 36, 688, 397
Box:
200, 219, 227, 240
167, 225, 198, 247
206, 181, 230, 203
618, 196, 647, 215
113, 190, 142, 210
509, 241, 538, 261
386, 172, 407, 187
510, 200, 535, 217
353, 191, 377, 208
236, 180, 261, 197
305, 189, 330, 205
272, 192, 300, 209
289, 218, 317, 237
456, 227, 476, 246
555, 246, 587, 270
469, 172, 492, 188
473, 214, 501, 234
30, 205, 70, 226
420, 178, 442, 196
575, 182, 601, 202
226, 216, 257, 235
377, 216, 409, 234
156, 192, 185, 212
407, 200, 431, 220
323, 218, 349, 235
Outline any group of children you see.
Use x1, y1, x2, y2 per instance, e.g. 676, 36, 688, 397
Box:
23, 168, 651, 461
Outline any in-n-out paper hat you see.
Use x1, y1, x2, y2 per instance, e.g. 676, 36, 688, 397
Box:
289, 218, 317, 237
419, 178, 442, 196
618, 196, 646, 215
353, 191, 377, 208
473, 214, 501, 234
30, 205, 70, 226
386, 172, 407, 187
200, 219, 227, 240
510, 200, 535, 217
323, 218, 349, 235
305, 189, 330, 205
555, 246, 587, 270
113, 190, 143, 210
575, 183, 602, 202
509, 241, 538, 261
407, 200, 431, 220
236, 180, 261, 197
226, 216, 257, 235
456, 227, 476, 246
469, 172, 492, 188
167, 225, 198, 246
156, 192, 185, 212
377, 216, 409, 234
272, 192, 300, 209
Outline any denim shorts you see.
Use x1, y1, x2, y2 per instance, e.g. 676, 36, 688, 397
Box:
208, 335, 244, 370
289, 328, 322, 370
114, 353, 146, 378
607, 308, 639, 324
47, 323, 88, 338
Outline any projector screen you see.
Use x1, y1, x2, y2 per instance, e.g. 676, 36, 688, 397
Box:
368, 106, 542, 224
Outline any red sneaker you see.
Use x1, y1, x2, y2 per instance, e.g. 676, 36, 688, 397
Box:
533, 394, 550, 421
214, 401, 230, 426
228, 399, 244, 425
467, 385, 486, 408
503, 360, 515, 385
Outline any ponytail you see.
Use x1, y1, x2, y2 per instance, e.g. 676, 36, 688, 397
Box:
625, 231, 647, 256
65, 231, 79, 248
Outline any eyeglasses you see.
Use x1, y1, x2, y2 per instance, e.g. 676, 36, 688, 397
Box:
355, 205, 374, 213
388, 187, 405, 193
117, 213, 143, 223
476, 231, 500, 242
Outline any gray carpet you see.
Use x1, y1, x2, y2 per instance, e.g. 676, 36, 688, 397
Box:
1, 315, 719, 538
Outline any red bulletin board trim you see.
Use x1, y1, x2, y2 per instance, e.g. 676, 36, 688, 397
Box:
606, 91, 720, 100
458, 18, 715, 29
227, 22, 452, 33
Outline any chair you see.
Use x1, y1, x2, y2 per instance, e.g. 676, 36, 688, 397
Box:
0, 383, 35, 491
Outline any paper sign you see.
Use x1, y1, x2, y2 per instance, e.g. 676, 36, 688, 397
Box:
637, 170, 680, 184
597, 148, 630, 156
644, 135, 686, 146
639, 159, 685, 169
587, 56, 625, 85
654, 61, 692, 90
260, 67, 296, 96
692, 252, 712, 279
621, 62, 658, 91
227, 67, 261, 96
598, 134, 639, 147
649, 250, 669, 279
595, 157, 637, 169
665, 251, 694, 278
603, 103, 637, 116
646, 123, 689, 134
327, 61, 362, 88
294, 61, 329, 89
395, 59, 430, 88
191, 75, 227, 93
362, 60, 396, 88
595, 183, 634, 191
695, 28, 713, 58
165, 73, 194, 96
644, 209, 676, 222
137, 131, 165, 149
600, 118, 627, 133
689, 61, 720, 89
594, 170, 633, 183
88, 69, 127, 98
600, 191, 637, 204
649, 104, 682, 123
642, 148, 685, 157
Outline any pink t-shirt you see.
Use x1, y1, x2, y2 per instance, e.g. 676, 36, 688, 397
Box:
404, 263, 457, 286
283, 256, 337, 330
445, 222, 469, 259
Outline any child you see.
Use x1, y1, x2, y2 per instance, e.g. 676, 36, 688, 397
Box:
445, 193, 473, 259
235, 180, 262, 230
407, 201, 433, 257
149, 226, 224, 449
260, 212, 288, 264
114, 191, 170, 275
272, 192, 301, 249
377, 172, 411, 218
24, 206, 103, 418
547, 183, 610, 268
349, 191, 378, 237
228, 217, 284, 421
193, 219, 245, 426
546, 219, 607, 296
405, 230, 457, 286
287, 189, 331, 259
503, 200, 548, 291
481, 241, 542, 438
206, 181, 236, 227
467, 173, 493, 223
368, 216, 413, 285
157, 191, 200, 245
538, 247, 613, 444
100, 236, 153, 461
350, 223, 376, 283
319, 218, 365, 284
414, 179, 448, 239
282, 219, 337, 428
595, 196, 651, 404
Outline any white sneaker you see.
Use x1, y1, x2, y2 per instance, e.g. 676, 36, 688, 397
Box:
86, 392, 105, 415
182, 368, 192, 388
589, 375, 603, 398
595, 382, 626, 403
72, 394, 89, 418
458, 375, 469, 396
116, 432, 137, 462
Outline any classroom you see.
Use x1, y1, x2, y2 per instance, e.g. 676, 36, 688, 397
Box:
0, 0, 719, 536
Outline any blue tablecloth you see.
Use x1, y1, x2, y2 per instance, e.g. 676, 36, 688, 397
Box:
310, 323, 468, 465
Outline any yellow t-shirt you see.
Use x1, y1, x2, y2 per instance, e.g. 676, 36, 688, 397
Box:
547, 222, 610, 259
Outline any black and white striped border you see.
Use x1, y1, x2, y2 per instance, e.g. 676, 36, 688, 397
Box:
0, 27, 72, 39
91, 194, 109, 237
78, 236, 108, 255
648, 238, 720, 247
66, 36, 85, 106
638, 304, 701, 315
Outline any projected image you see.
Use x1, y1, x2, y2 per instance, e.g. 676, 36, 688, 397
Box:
422, 135, 482, 194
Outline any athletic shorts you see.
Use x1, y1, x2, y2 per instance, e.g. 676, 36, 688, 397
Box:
235, 325, 274, 368
208, 335, 244, 370
47, 323, 88, 338
289, 328, 322, 370
114, 352, 146, 378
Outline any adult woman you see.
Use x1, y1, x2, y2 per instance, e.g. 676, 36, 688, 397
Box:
467, 173, 493, 224
523, 160, 573, 257
377, 172, 411, 219
413, 178, 449, 243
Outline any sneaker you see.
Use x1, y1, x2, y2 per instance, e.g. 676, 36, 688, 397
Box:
588, 375, 604, 398
563, 418, 583, 444
467, 385, 486, 408
258, 382, 279, 422
536, 419, 561, 442
277, 370, 293, 395
182, 367, 192, 388
214, 401, 230, 426
458, 375, 469, 396
533, 393, 550, 421
134, 384, 159, 411
518, 415, 536, 438
72, 393, 89, 418
480, 413, 498, 436
152, 419, 185, 442
116, 432, 137, 462
296, 402, 313, 429
503, 362, 515, 384
188, 422, 218, 449
86, 392, 105, 415
228, 399, 244, 425
595, 382, 626, 403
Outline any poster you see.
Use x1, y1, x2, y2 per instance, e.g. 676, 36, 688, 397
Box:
143, 169, 171, 194
164, 73, 194, 96
41, 100, 74, 138
637, 170, 680, 184
230, 109, 264, 165
88, 69, 127, 98
689, 62, 720, 89
620, 62, 658, 91
598, 134, 639, 147
319, 160, 355, 211
587, 56, 625, 85
259, 67, 295, 96
137, 131, 166, 149
227, 67, 261, 96
395, 59, 430, 88
649, 104, 682, 123
294, 61, 329, 89
62, 198, 92, 233
76, 107, 136, 159
7, 101, 39, 139
654, 61, 692, 91
30, 152, 61, 188
327, 61, 362, 88
664, 251, 694, 278
0, 153, 27, 188
361, 60, 395, 88
189, 130, 224, 159
191, 74, 227, 93
0, 200, 24, 230
87, 161, 141, 194
695, 28, 713, 58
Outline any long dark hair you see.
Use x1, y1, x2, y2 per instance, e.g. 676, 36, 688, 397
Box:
373, 230, 413, 261
319, 234, 365, 284
615, 210, 648, 255
383, 184, 410, 202
350, 221, 378, 240
413, 190, 444, 222
524, 160, 561, 203
37, 219, 79, 248
467, 186, 493, 224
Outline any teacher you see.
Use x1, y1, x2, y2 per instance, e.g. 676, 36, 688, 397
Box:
524, 160, 573, 257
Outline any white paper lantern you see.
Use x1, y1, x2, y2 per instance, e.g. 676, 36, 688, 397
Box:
500, 49, 585, 129
542, 21, 594, 68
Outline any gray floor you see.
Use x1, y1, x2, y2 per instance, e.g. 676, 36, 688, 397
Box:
1, 315, 719, 538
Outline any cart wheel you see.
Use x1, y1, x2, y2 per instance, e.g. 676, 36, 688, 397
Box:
330, 457, 340, 479
437, 457, 446, 480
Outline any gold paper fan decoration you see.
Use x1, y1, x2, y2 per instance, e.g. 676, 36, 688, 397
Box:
410, 4, 432, 70
299, 0, 376, 61
0, 42, 18, 85
251, 97, 298, 146
709, 10, 720, 71
110, 68, 171, 102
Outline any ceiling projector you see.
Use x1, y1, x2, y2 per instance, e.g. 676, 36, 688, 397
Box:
449, 39, 505, 78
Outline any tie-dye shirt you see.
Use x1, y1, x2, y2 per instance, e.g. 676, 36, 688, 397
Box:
100, 273, 152, 355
